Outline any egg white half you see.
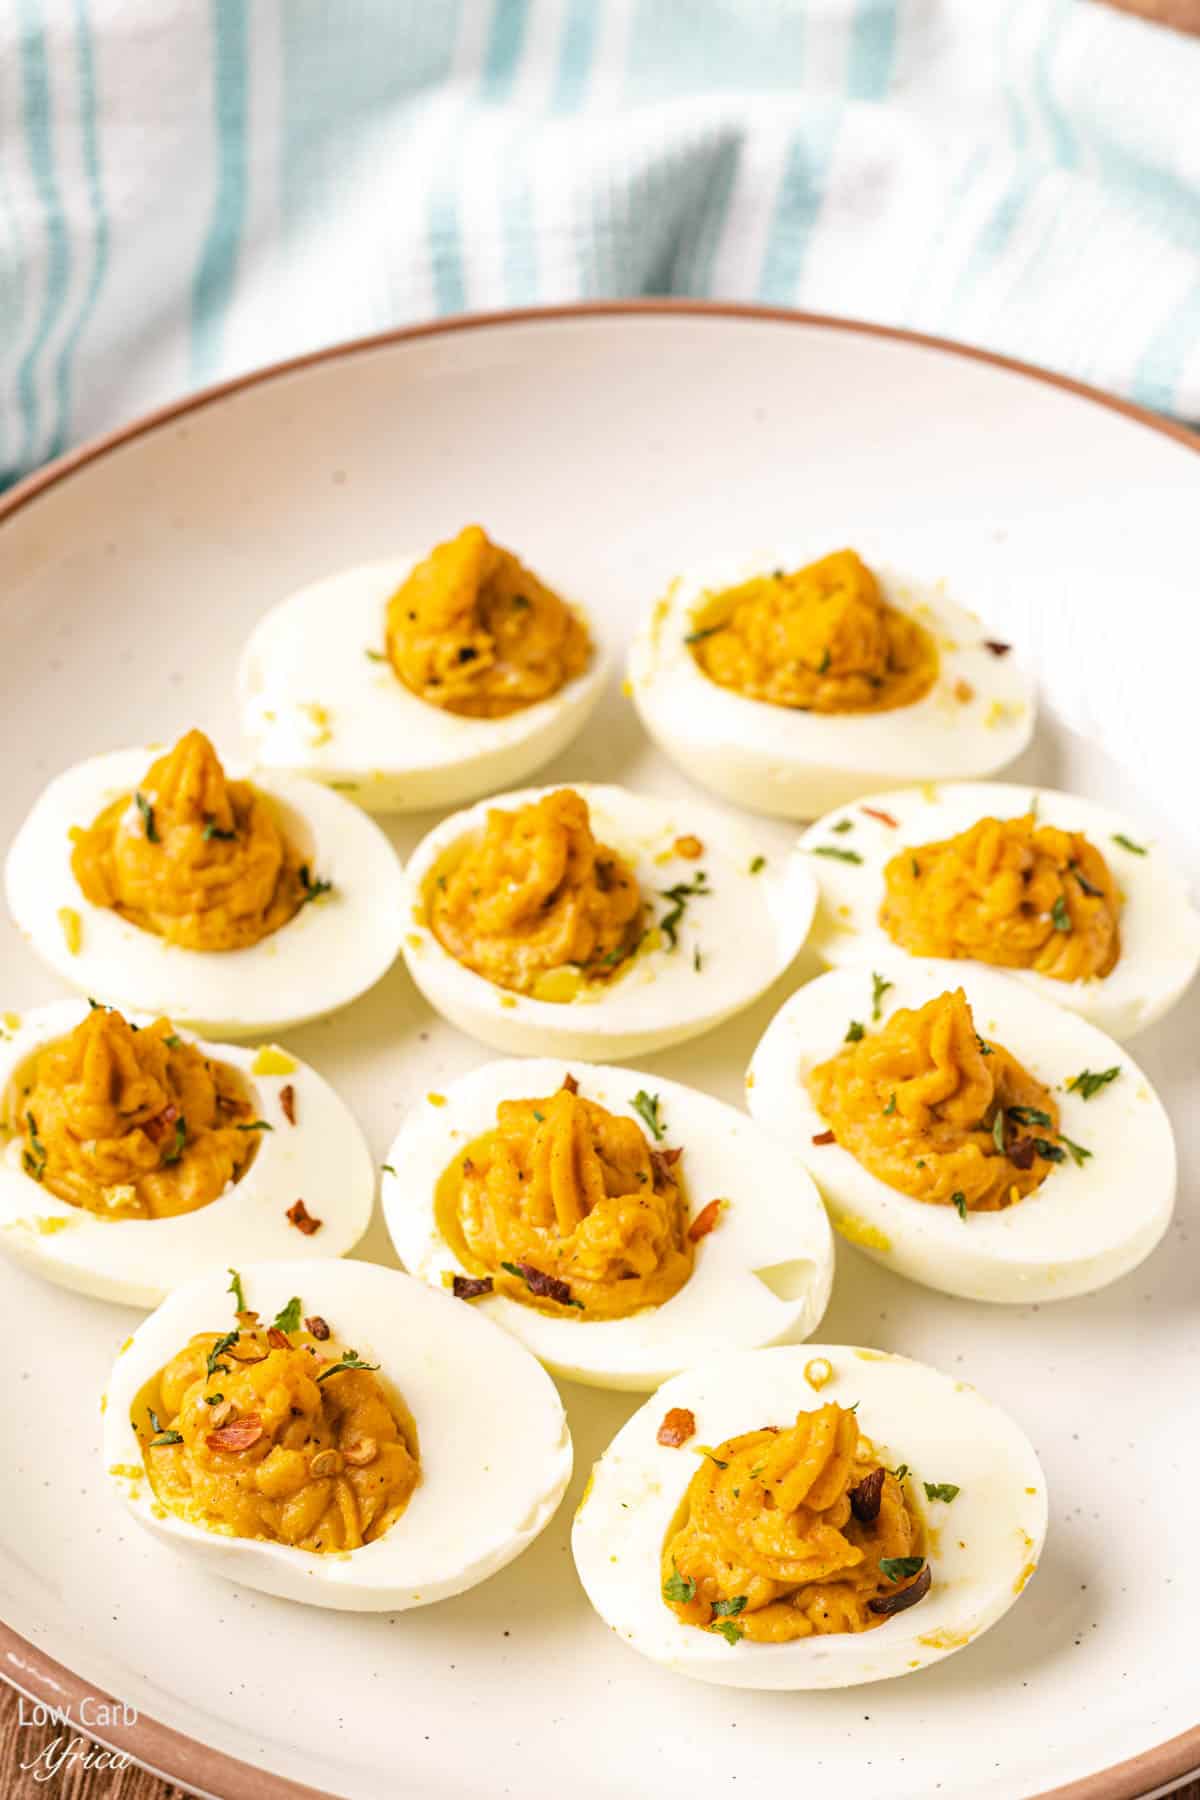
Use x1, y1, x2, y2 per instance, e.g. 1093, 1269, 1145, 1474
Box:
104, 1259, 573, 1611
381, 1059, 834, 1391
801, 782, 1200, 1040
4, 747, 407, 1036
399, 784, 817, 1059
0, 1000, 374, 1306
746, 962, 1175, 1303
238, 558, 608, 812
628, 555, 1034, 819
572, 1344, 1047, 1689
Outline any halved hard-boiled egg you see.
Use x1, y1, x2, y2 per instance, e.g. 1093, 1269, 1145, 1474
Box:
381, 1059, 834, 1390
746, 962, 1174, 1302
104, 1258, 572, 1610
399, 783, 816, 1058
572, 1343, 1047, 1688
238, 525, 607, 812
5, 729, 406, 1036
0, 999, 372, 1305
801, 782, 1200, 1039
629, 548, 1034, 818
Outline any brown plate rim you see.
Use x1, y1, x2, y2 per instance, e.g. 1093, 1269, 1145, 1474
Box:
0, 299, 1197, 1800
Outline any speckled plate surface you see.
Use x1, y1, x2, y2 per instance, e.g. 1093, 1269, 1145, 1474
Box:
1, 305, 1197, 1800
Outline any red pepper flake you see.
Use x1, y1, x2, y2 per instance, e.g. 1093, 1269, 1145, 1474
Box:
452, 1273, 494, 1301
143, 1103, 179, 1145
266, 1327, 291, 1350
1007, 1136, 1036, 1171
983, 640, 1012, 657
657, 1406, 697, 1448
279, 1084, 296, 1126
688, 1198, 725, 1243
849, 1466, 885, 1522
812, 1129, 836, 1146
304, 1314, 330, 1340
206, 1414, 264, 1454
651, 1146, 684, 1185
561, 1073, 579, 1095
505, 1261, 580, 1308
286, 1198, 322, 1236
869, 1562, 932, 1617
860, 806, 899, 829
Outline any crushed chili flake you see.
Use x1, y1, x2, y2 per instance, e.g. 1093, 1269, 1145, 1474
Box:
688, 1198, 725, 1243
304, 1314, 330, 1340
657, 1406, 697, 1448
1007, 1136, 1037, 1171
206, 1414, 264, 1454
860, 806, 898, 829
812, 1129, 837, 1146
279, 1084, 297, 1125
144, 1103, 180, 1144
286, 1198, 322, 1236
849, 1466, 885, 1522
266, 1326, 291, 1350
561, 1073, 580, 1095
983, 639, 1012, 657
868, 1562, 932, 1617
452, 1273, 495, 1301
651, 1146, 684, 1185
507, 1261, 579, 1308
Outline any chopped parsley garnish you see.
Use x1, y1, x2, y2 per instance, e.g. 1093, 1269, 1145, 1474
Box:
923, 1482, 960, 1503
227, 1267, 247, 1314
1067, 1066, 1121, 1101
298, 864, 334, 905
663, 1561, 696, 1604
684, 624, 721, 644
204, 1393, 224, 1406
699, 1449, 729, 1469
952, 1191, 967, 1221
147, 1408, 183, 1447
871, 971, 892, 1020
273, 1295, 303, 1332
365, 648, 387, 662
380, 1163, 396, 1176
632, 1090, 666, 1141
532, 1109, 545, 1123
1060, 1135, 1093, 1168
816, 648, 831, 675
511, 594, 530, 610
712, 1619, 744, 1646
202, 819, 237, 842
693, 945, 702, 972
710, 1596, 747, 1619
163, 1034, 181, 1049
1111, 833, 1147, 856
1031, 1138, 1066, 1164
812, 845, 863, 864
316, 1350, 380, 1383
1006, 1106, 1052, 1128
749, 855, 766, 874
23, 1111, 47, 1183
1051, 895, 1071, 932
883, 1092, 897, 1117
991, 1112, 1007, 1153
910, 857, 920, 878
889, 1464, 910, 1483
1070, 861, 1103, 898
235, 1119, 274, 1132
975, 1035, 993, 1056
135, 791, 158, 843
206, 1330, 239, 1378
880, 1556, 925, 1583
161, 1115, 187, 1166
831, 818, 854, 835
845, 1019, 865, 1043
658, 870, 711, 949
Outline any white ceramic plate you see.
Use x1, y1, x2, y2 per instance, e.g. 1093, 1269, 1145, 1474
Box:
1, 305, 1197, 1800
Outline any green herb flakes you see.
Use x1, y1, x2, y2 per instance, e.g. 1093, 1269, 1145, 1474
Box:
845, 1020, 865, 1043
812, 845, 863, 864
880, 1556, 925, 1583
663, 1561, 695, 1604
923, 1482, 960, 1504
871, 971, 892, 1020
1066, 1066, 1121, 1101
632, 1090, 666, 1141
952, 1191, 967, 1221
135, 791, 158, 843
1111, 833, 1147, 856
226, 1267, 247, 1313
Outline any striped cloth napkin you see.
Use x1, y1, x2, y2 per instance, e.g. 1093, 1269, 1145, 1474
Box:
2, 0, 1199, 487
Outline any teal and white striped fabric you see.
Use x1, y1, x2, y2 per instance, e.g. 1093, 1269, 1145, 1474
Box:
3, 0, 1200, 487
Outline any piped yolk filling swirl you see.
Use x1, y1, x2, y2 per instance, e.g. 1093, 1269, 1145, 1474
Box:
807, 988, 1064, 1212
385, 524, 591, 718
690, 549, 938, 715
663, 1403, 923, 1642
430, 788, 643, 999
71, 729, 309, 952
436, 1079, 693, 1320
881, 814, 1121, 983
16, 1005, 256, 1219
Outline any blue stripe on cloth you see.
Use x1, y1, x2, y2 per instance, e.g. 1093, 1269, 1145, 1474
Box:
552, 0, 598, 112
15, 0, 71, 473
847, 0, 897, 102
675, 127, 742, 298
0, 117, 30, 485
481, 0, 530, 104
1133, 277, 1200, 417
1031, 0, 1077, 171
758, 108, 843, 304
626, 0, 805, 103
427, 123, 468, 315
501, 122, 540, 306
191, 0, 249, 382
49, 0, 109, 459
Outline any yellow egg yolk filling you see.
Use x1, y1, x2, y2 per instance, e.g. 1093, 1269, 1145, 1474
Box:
807, 988, 1067, 1212
16, 1006, 257, 1219
385, 524, 591, 719
70, 729, 310, 952
663, 1403, 924, 1642
137, 1317, 419, 1552
881, 813, 1121, 983
690, 548, 938, 715
437, 1078, 693, 1319
430, 787, 643, 998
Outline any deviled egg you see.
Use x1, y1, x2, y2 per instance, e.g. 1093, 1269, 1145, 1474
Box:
801, 782, 1200, 1039
382, 1060, 834, 1390
105, 1259, 572, 1611
5, 729, 406, 1035
629, 547, 1034, 818
399, 783, 816, 1058
0, 1000, 372, 1305
238, 525, 607, 811
572, 1343, 1047, 1688
746, 962, 1174, 1302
